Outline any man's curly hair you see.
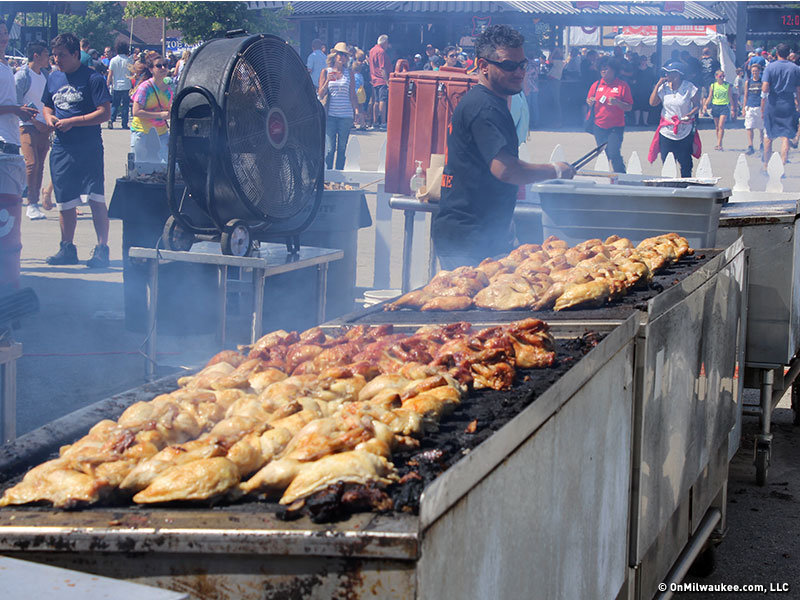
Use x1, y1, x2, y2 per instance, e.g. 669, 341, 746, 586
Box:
475, 25, 525, 61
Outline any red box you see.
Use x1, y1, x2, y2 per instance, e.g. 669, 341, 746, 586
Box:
385, 69, 478, 196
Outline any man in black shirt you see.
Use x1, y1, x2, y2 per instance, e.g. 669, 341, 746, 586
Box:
432, 25, 574, 269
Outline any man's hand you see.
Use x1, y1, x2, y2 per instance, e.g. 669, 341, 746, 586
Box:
554, 161, 576, 179
54, 117, 75, 132
44, 113, 59, 128
586, 97, 595, 106
15, 105, 38, 121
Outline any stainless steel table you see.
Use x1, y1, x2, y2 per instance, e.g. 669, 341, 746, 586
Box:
129, 242, 343, 378
388, 196, 542, 292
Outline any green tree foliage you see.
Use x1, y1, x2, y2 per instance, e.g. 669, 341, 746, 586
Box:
124, 2, 292, 44
57, 1, 125, 50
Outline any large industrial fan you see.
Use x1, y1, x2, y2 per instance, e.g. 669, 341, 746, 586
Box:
164, 32, 325, 256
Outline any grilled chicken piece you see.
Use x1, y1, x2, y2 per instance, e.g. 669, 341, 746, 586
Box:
420, 295, 473, 311
133, 457, 241, 504
554, 280, 612, 311
205, 350, 248, 368
280, 451, 397, 505
473, 274, 536, 310
542, 235, 568, 255
248, 329, 299, 359
0, 460, 112, 508
475, 258, 508, 279
385, 289, 433, 310
119, 437, 229, 493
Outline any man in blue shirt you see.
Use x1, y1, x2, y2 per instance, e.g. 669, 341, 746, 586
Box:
42, 33, 112, 267
306, 38, 326, 87
761, 43, 800, 172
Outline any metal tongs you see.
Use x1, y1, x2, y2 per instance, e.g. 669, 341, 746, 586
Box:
570, 142, 607, 171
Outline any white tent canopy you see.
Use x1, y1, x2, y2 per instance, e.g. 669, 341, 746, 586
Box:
615, 31, 737, 84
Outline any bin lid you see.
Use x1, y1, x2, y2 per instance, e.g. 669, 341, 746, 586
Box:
532, 178, 731, 202
720, 200, 800, 226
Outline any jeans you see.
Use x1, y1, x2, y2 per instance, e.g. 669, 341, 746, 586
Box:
593, 125, 626, 173
132, 129, 170, 163
659, 133, 694, 178
325, 116, 353, 170
110, 90, 130, 127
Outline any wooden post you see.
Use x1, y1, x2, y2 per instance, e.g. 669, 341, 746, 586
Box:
161, 17, 166, 58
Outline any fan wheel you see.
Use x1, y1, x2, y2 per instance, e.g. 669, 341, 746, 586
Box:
163, 216, 195, 251
221, 219, 252, 257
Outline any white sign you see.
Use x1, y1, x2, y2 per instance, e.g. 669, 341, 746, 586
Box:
165, 37, 202, 55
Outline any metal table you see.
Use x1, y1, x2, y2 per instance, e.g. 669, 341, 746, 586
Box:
129, 242, 343, 379
389, 196, 542, 293
718, 199, 800, 485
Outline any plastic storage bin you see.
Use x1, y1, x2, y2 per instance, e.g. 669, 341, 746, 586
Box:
533, 179, 730, 248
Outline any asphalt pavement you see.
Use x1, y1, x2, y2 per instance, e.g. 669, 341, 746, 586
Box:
7, 118, 800, 597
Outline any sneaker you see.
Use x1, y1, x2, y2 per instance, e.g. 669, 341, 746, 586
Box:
86, 244, 110, 268
107, 122, 113, 129
746, 146, 754, 155
26, 204, 46, 220
46, 241, 79, 265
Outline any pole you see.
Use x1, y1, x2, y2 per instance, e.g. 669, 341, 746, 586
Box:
161, 17, 166, 58
736, 3, 747, 66
656, 24, 663, 69
129, 17, 133, 51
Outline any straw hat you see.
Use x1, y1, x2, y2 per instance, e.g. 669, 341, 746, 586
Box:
332, 42, 349, 53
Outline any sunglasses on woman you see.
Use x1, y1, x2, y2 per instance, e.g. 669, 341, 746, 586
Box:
154, 63, 167, 69
482, 57, 529, 72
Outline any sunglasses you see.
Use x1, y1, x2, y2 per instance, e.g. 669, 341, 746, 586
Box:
482, 57, 529, 72
154, 63, 167, 68
447, 54, 457, 58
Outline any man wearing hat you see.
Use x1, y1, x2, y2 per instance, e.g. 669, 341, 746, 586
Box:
412, 53, 425, 70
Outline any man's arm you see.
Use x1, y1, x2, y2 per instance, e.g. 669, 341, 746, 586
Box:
489, 149, 574, 185
52, 103, 111, 132
761, 80, 770, 115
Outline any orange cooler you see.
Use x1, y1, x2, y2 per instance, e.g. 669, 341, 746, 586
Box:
385, 68, 478, 196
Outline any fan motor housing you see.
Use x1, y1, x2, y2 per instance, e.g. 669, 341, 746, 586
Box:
173, 34, 325, 237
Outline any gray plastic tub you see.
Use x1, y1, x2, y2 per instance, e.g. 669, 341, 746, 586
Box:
534, 179, 730, 247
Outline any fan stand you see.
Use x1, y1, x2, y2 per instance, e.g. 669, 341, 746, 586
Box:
285, 236, 300, 255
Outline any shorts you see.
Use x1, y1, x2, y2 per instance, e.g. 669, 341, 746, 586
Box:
372, 84, 388, 103
744, 106, 764, 130
710, 104, 730, 118
50, 143, 105, 211
0, 154, 26, 197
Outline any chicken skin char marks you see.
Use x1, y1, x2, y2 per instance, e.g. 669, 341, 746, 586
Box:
0, 319, 556, 510
386, 233, 694, 312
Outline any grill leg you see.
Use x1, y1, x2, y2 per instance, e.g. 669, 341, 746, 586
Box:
145, 257, 159, 380
755, 368, 774, 486
0, 347, 19, 445
217, 265, 228, 348
251, 268, 266, 344
401, 209, 414, 294
317, 263, 328, 324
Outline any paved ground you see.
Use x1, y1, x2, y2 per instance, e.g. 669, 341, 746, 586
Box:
7, 118, 800, 596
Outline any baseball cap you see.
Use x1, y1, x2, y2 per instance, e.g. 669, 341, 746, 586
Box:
662, 60, 686, 74
414, 53, 422, 59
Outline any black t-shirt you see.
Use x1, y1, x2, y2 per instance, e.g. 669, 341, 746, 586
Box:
42, 64, 111, 147
700, 56, 720, 86
432, 84, 519, 259
746, 76, 762, 107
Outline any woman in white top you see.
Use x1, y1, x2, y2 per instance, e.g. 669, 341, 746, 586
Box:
318, 42, 359, 170
648, 60, 700, 177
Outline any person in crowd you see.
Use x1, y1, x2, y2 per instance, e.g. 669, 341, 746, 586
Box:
101, 47, 112, 67
682, 49, 703, 89
174, 49, 191, 81
412, 53, 425, 70
443, 46, 462, 69
761, 43, 800, 172
612, 46, 634, 82
89, 49, 107, 76
41, 32, 112, 268
352, 52, 368, 130
564, 47, 582, 79
318, 42, 359, 170
130, 54, 173, 164
698, 47, 720, 114
306, 38, 326, 87
0, 21, 39, 251
544, 47, 564, 128
586, 58, 632, 173
631, 54, 656, 126
14, 41, 51, 219
703, 70, 737, 151
369, 34, 389, 130
733, 67, 746, 105
107, 41, 132, 130
742, 63, 765, 156
581, 49, 600, 94
648, 60, 701, 178
423, 44, 437, 70
524, 57, 539, 129
431, 25, 575, 270
130, 59, 149, 93
79, 38, 92, 68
